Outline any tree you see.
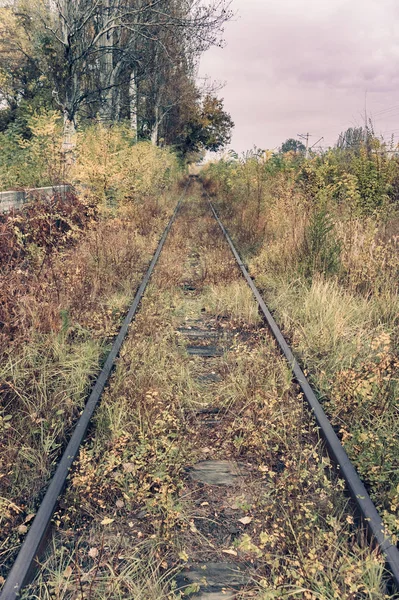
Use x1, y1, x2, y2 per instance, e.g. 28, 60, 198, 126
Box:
0, 4, 52, 132
336, 127, 367, 152
281, 138, 306, 154
175, 94, 234, 157
0, 0, 233, 148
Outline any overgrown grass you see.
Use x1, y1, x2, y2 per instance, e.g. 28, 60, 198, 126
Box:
20, 188, 393, 599
0, 173, 181, 576
203, 151, 399, 543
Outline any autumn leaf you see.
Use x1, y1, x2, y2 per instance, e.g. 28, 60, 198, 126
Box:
238, 516, 253, 525
18, 525, 28, 535
123, 463, 136, 473
178, 550, 189, 562
222, 549, 238, 556
101, 517, 114, 525
88, 547, 99, 559
63, 565, 73, 579
24, 513, 35, 524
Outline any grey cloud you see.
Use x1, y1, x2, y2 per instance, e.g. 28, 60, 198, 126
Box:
199, 0, 399, 150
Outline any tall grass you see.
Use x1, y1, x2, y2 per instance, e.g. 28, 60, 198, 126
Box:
0, 127, 181, 574
203, 148, 399, 540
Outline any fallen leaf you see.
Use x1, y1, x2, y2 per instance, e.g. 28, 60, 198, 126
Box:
190, 521, 199, 533
116, 499, 124, 509
222, 549, 238, 556
63, 565, 73, 579
24, 514, 35, 524
238, 516, 253, 525
123, 463, 136, 473
200, 501, 209, 507
179, 550, 189, 562
18, 525, 28, 535
88, 547, 99, 559
101, 517, 114, 525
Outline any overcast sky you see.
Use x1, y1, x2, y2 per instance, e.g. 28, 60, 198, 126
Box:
198, 0, 399, 153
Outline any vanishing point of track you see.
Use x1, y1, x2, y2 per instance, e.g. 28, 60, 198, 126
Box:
1, 177, 399, 599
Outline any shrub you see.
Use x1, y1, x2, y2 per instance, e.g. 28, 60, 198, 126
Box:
72, 123, 179, 208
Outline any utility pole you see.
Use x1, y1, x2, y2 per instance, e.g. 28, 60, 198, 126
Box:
364, 89, 372, 156
298, 133, 311, 158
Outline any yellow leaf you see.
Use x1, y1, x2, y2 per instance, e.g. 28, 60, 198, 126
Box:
101, 517, 114, 525
178, 550, 189, 562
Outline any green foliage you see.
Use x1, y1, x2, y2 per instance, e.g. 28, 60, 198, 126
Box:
176, 95, 234, 157
281, 138, 306, 154
302, 207, 342, 278
336, 126, 367, 152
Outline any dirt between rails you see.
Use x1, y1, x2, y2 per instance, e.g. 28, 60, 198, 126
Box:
19, 184, 391, 599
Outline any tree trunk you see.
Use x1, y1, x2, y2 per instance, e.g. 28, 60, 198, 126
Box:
129, 71, 138, 141
151, 103, 160, 146
62, 111, 76, 159
98, 0, 115, 121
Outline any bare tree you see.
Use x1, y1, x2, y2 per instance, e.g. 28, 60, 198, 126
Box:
4, 0, 232, 145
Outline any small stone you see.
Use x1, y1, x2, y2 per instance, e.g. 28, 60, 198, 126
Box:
197, 373, 223, 383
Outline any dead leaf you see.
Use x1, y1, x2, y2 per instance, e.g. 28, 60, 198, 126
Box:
222, 549, 238, 556
116, 499, 124, 509
238, 516, 253, 525
101, 517, 114, 525
18, 525, 28, 535
88, 547, 99, 559
200, 501, 209, 506
189, 521, 199, 533
123, 463, 136, 473
63, 565, 73, 579
24, 513, 35, 524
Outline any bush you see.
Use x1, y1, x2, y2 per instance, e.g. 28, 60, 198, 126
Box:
0, 111, 65, 190
72, 123, 180, 208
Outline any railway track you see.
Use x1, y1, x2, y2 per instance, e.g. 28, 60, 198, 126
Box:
1, 179, 399, 599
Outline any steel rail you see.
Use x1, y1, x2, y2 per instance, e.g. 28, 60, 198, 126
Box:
206, 193, 399, 590
0, 185, 187, 600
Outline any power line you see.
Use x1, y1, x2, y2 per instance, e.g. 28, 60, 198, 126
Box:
373, 103, 399, 117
